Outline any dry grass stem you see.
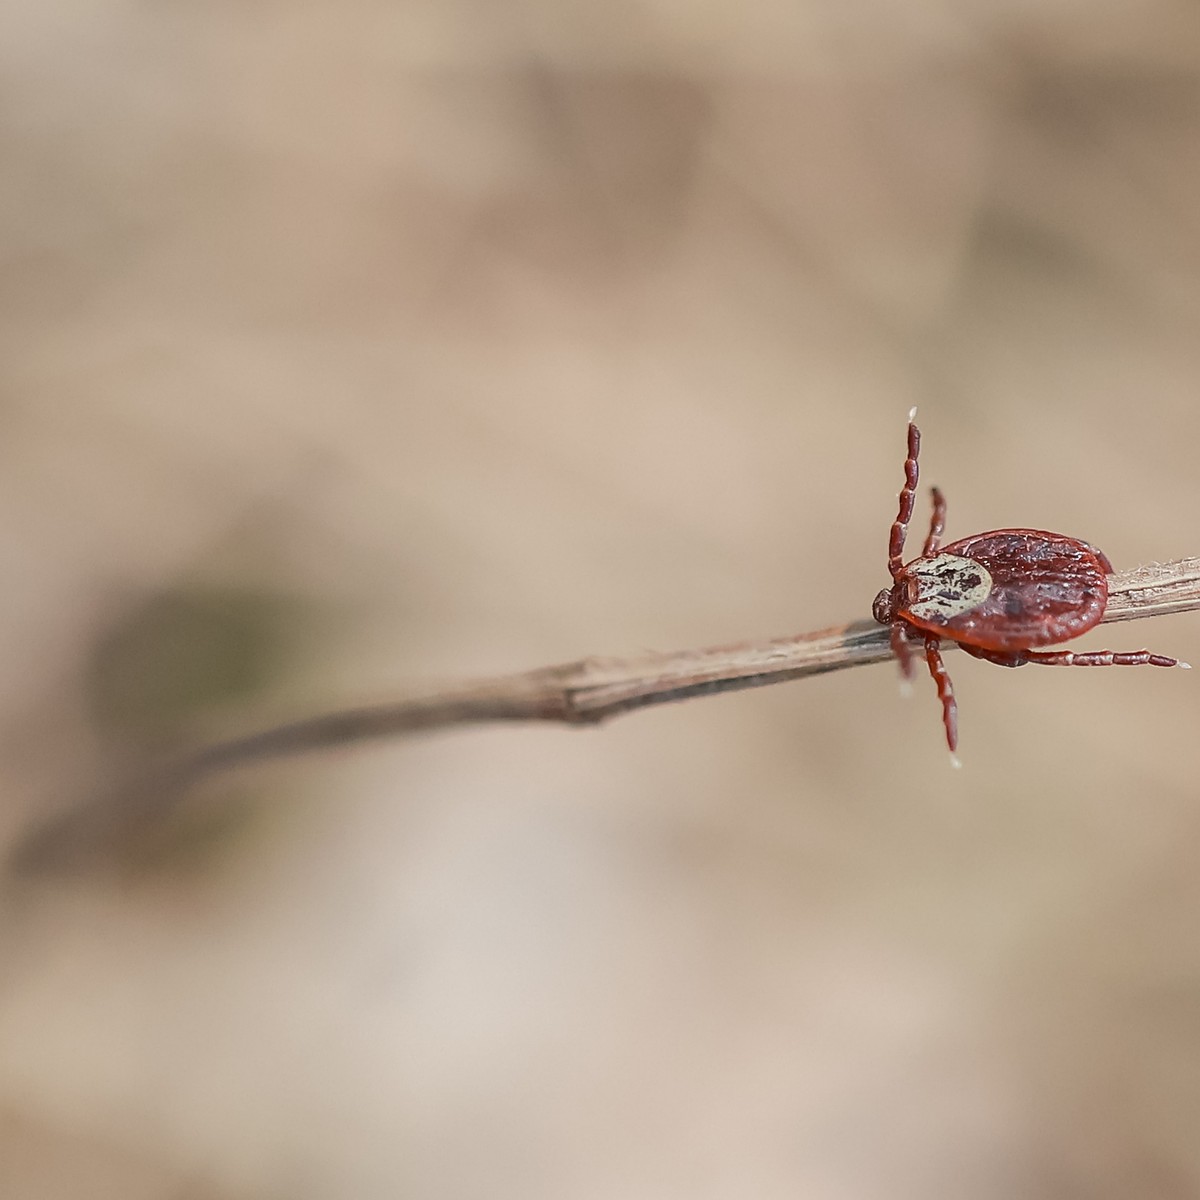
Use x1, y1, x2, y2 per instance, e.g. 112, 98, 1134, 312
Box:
13, 557, 1198, 871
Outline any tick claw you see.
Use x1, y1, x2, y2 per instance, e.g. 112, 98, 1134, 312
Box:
898, 679, 913, 699
948, 753, 962, 769
908, 405, 918, 423
1179, 661, 1192, 669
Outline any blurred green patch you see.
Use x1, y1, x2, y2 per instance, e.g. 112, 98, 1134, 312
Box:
85, 585, 304, 746
116, 783, 267, 880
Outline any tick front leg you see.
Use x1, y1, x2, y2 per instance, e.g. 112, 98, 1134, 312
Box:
923, 635, 960, 760
922, 486, 946, 557
888, 412, 921, 580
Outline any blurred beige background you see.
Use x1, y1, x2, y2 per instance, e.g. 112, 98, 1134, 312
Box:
3, 1, 1200, 1197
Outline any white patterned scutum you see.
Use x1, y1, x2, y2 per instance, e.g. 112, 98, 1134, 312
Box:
907, 554, 994, 622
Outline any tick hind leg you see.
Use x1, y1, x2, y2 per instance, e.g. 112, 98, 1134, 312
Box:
1012, 648, 1183, 668
923, 635, 960, 761
1077, 541, 1114, 574
962, 645, 1185, 668
960, 645, 1024, 668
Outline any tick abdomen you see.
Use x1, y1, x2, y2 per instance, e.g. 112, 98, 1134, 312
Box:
899, 530, 1109, 650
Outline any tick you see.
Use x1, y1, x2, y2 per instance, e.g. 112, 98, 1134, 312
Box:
872, 410, 1186, 763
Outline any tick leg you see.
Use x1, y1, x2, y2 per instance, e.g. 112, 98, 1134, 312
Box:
960, 645, 1026, 668
888, 411, 921, 580
1012, 648, 1183, 668
922, 486, 946, 557
1077, 540, 1114, 574
891, 619, 916, 682
961, 644, 1183, 668
923, 635, 959, 757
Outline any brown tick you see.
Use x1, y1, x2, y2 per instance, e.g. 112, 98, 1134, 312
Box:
873, 410, 1187, 763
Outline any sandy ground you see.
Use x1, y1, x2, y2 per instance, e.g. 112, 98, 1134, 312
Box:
3, 2, 1200, 1197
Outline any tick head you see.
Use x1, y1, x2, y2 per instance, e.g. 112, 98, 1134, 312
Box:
872, 588, 895, 625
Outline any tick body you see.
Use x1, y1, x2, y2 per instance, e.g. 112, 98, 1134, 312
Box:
873, 411, 1184, 760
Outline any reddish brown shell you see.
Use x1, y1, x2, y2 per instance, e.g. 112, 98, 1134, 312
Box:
894, 528, 1111, 651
